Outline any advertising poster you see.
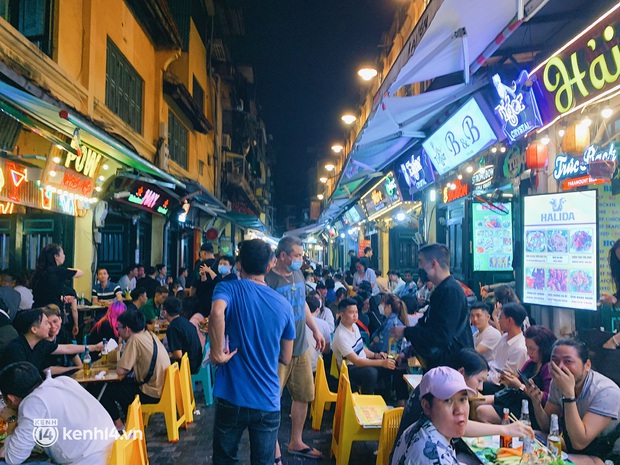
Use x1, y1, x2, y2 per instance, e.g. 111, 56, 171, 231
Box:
472, 203, 513, 271
597, 184, 618, 296
523, 190, 598, 311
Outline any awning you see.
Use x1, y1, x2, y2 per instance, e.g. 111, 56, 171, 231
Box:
182, 180, 227, 211
218, 210, 267, 232
0, 81, 186, 188
283, 223, 326, 238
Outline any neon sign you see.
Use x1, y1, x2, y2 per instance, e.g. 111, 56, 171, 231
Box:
0, 202, 15, 214
531, 5, 620, 121
552, 143, 617, 181
361, 172, 403, 219
442, 179, 469, 203
67, 139, 102, 178
119, 181, 174, 216
399, 149, 435, 194
492, 71, 542, 143
178, 200, 190, 223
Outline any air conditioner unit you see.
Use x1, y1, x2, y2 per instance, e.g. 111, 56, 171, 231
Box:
94, 201, 109, 228
221, 134, 232, 151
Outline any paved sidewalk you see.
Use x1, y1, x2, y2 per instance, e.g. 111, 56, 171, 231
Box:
146, 384, 379, 465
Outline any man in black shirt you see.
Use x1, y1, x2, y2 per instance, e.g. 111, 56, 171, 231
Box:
189, 243, 216, 294
135, 266, 159, 299
162, 297, 202, 374
126, 287, 148, 312
391, 243, 473, 370
0, 310, 103, 374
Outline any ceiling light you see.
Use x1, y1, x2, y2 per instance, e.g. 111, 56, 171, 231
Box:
95, 186, 102, 192
102, 164, 109, 170
558, 129, 565, 137
325, 163, 335, 171
317, 194, 324, 200
319, 177, 328, 183
580, 116, 592, 128
357, 67, 378, 81
500, 146, 506, 153
602, 106, 613, 119
331, 144, 344, 153
491, 146, 497, 153
541, 135, 550, 145
457, 174, 463, 180
450, 183, 457, 190
98, 175, 105, 181
52, 157, 61, 163
49, 170, 57, 177
340, 233, 345, 238
396, 212, 406, 221
341, 114, 357, 125
466, 165, 474, 173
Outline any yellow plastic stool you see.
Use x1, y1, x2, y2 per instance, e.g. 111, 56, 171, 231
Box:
310, 356, 337, 430
142, 363, 186, 443
330, 370, 386, 465
179, 353, 195, 424
126, 395, 148, 465
108, 432, 146, 465
375, 407, 404, 465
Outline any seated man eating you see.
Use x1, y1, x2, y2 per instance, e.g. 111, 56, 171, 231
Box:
99, 309, 170, 430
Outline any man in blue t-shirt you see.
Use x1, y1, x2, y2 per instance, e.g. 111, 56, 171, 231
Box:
210, 239, 295, 465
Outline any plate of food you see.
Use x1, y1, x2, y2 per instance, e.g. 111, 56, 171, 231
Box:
570, 230, 593, 253
547, 230, 569, 253
526, 231, 546, 253
570, 270, 594, 293
547, 269, 568, 292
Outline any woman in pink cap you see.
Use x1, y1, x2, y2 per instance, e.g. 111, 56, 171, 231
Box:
392, 366, 475, 464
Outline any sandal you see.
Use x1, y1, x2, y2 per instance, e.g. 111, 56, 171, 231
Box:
274, 457, 282, 465
287, 447, 322, 460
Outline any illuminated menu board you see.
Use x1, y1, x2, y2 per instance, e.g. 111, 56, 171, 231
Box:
522, 190, 598, 311
472, 203, 513, 271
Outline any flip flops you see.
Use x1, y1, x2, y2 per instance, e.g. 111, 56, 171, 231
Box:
287, 447, 322, 460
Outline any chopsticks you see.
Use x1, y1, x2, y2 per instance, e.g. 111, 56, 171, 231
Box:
508, 413, 546, 450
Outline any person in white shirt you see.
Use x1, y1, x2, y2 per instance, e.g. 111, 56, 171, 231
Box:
0, 361, 116, 465
332, 299, 395, 394
470, 301, 502, 363
391, 366, 476, 465
309, 290, 334, 333
304, 295, 331, 372
117, 264, 138, 292
388, 271, 406, 295
484, 303, 528, 393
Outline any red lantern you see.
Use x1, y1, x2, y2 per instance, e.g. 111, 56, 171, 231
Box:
206, 228, 218, 241
526, 141, 549, 170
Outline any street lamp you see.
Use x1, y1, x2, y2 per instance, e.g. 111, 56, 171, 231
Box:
331, 144, 344, 154
325, 163, 335, 171
341, 114, 356, 125
357, 67, 378, 81
317, 194, 324, 200
319, 176, 328, 183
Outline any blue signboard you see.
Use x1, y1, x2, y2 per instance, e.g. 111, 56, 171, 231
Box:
492, 70, 543, 144
399, 149, 435, 195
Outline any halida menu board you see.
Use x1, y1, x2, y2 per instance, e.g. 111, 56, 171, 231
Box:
523, 190, 598, 311
472, 203, 513, 271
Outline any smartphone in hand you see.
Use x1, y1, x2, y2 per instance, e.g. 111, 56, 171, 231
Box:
516, 369, 530, 385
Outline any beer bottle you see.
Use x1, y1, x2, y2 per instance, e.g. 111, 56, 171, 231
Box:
83, 347, 92, 376
547, 413, 562, 458
500, 408, 512, 448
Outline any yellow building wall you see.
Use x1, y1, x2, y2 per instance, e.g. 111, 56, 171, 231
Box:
73, 211, 94, 299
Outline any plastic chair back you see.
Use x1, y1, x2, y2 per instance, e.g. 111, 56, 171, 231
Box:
108, 432, 146, 465
191, 339, 214, 406
179, 353, 195, 424
310, 356, 338, 430
375, 407, 404, 465
142, 363, 186, 443
126, 395, 148, 465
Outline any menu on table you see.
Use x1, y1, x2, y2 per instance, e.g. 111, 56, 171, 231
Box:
523, 190, 598, 311
472, 202, 513, 271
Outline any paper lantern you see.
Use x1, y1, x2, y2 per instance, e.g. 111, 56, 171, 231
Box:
526, 141, 549, 170
206, 228, 218, 241
562, 123, 590, 153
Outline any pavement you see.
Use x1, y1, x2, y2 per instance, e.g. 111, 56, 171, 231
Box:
146, 381, 379, 465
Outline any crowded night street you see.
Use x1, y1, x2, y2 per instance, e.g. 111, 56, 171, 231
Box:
1, 0, 620, 464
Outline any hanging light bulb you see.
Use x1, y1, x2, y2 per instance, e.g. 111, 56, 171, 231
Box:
558, 129, 565, 137
331, 144, 344, 153
319, 176, 328, 183
317, 194, 324, 200
466, 165, 474, 173
341, 114, 357, 125
580, 116, 592, 128
602, 106, 613, 119
541, 134, 550, 145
